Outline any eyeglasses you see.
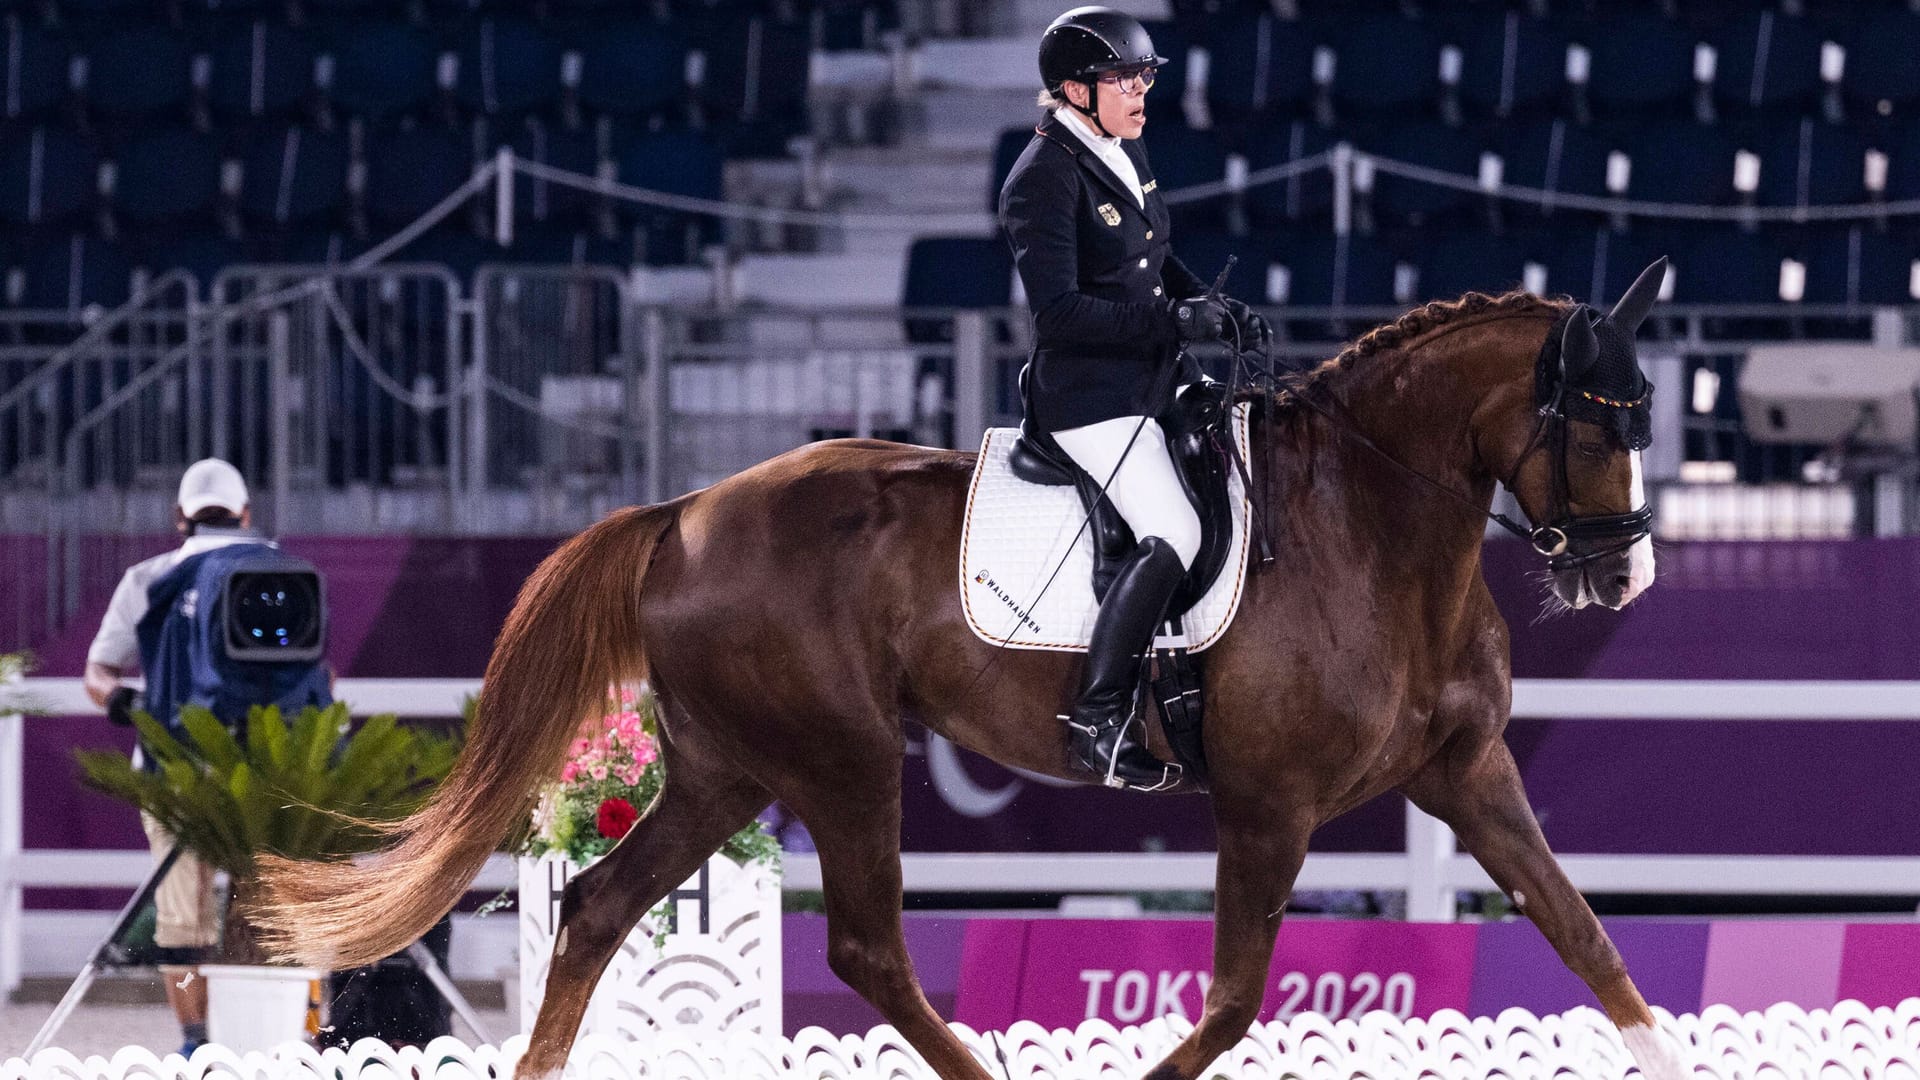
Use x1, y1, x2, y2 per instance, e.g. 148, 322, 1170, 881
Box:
1095, 67, 1157, 93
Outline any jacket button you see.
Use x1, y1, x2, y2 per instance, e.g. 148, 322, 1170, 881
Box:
1145, 230, 1153, 239
1153, 286, 1163, 296
1138, 257, 1148, 268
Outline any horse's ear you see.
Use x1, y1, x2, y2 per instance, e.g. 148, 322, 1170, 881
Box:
1607, 256, 1669, 335
1562, 305, 1600, 380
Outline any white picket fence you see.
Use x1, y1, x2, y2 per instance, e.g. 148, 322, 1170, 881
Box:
7, 1000, 1920, 1080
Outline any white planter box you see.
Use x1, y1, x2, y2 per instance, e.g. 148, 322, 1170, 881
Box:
518, 852, 782, 1039
202, 964, 325, 1052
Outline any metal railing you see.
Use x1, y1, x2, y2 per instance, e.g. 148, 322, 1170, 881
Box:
7, 676, 1920, 998
3, 256, 1920, 653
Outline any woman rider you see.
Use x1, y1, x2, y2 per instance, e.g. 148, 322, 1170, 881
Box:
999, 6, 1273, 789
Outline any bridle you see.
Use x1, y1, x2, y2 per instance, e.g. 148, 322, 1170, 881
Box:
1232, 306, 1653, 573
1497, 354, 1654, 570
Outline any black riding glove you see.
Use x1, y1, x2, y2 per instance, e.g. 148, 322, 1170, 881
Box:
1170, 293, 1230, 343
1221, 297, 1274, 352
105, 686, 140, 727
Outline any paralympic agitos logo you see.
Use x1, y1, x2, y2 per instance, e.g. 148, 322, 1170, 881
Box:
972, 568, 1042, 634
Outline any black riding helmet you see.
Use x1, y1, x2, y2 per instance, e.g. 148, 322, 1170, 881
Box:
1039, 7, 1168, 136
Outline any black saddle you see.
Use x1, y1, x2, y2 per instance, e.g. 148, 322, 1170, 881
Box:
1009, 365, 1237, 620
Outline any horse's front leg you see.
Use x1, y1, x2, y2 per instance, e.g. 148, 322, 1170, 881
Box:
1144, 794, 1310, 1080
1401, 733, 1686, 1080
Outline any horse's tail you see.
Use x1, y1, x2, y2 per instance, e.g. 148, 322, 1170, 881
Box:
252, 503, 678, 969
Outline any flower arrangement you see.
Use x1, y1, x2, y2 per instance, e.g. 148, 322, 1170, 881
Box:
524, 686, 780, 871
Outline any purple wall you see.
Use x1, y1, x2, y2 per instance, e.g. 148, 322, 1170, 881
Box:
17, 536, 1920, 901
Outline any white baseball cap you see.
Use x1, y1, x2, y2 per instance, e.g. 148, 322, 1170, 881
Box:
177, 458, 249, 517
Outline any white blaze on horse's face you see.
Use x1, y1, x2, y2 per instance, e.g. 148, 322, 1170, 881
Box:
1621, 450, 1656, 605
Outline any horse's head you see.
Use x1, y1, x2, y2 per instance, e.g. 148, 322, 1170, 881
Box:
1493, 258, 1666, 611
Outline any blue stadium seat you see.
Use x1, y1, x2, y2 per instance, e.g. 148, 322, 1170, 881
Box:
816, 0, 903, 52
240, 125, 349, 226
1171, 229, 1273, 299
1759, 118, 1868, 209
1622, 120, 1736, 206
612, 128, 722, 264
1142, 123, 1228, 231
1794, 224, 1917, 306
1363, 122, 1484, 227
112, 126, 221, 224
454, 16, 562, 117
80, 24, 192, 119
2, 16, 70, 122
574, 19, 689, 118
24, 234, 132, 311
1843, 10, 1920, 114
1454, 9, 1567, 120
1542, 225, 1674, 307
1242, 115, 1335, 227
1583, 14, 1694, 117
208, 20, 316, 122
1409, 230, 1532, 302
902, 236, 1011, 310
1886, 115, 1920, 202
1710, 11, 1823, 116
1330, 15, 1440, 115
323, 21, 437, 123
1643, 224, 1780, 305
0, 126, 97, 226
510, 117, 599, 225
699, 10, 810, 156
1493, 118, 1611, 216
901, 235, 1012, 345
367, 126, 473, 227
989, 126, 1031, 214
1203, 11, 1314, 131
1274, 231, 1396, 308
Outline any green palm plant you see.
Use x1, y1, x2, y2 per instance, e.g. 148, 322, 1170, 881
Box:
77, 702, 459, 963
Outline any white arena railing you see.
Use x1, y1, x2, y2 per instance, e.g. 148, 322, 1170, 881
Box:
7, 1000, 1920, 1080
7, 677, 1920, 1000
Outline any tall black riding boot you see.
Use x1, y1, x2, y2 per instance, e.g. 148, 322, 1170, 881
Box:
1063, 536, 1187, 789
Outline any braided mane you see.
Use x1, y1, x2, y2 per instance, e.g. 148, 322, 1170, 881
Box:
1335, 290, 1564, 368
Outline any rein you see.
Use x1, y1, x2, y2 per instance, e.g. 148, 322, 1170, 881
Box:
1241, 316, 1652, 570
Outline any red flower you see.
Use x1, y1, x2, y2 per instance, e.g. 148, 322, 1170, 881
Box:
596, 797, 638, 840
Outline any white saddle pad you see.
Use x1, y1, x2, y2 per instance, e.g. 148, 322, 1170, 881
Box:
958, 404, 1253, 653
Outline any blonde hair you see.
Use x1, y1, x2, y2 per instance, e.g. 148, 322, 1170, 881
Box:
1036, 88, 1060, 108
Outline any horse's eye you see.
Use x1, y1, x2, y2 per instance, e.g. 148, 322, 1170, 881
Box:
1575, 440, 1608, 459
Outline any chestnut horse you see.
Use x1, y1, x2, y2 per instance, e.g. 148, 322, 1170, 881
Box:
256, 269, 1686, 1080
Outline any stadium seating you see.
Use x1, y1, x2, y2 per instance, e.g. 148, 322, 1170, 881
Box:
2, 17, 71, 123
207, 19, 317, 122
0, 0, 1910, 312
240, 125, 350, 227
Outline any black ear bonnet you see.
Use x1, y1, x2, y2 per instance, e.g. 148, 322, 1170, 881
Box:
1535, 304, 1653, 452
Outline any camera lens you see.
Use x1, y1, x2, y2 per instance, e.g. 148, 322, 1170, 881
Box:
227, 570, 321, 656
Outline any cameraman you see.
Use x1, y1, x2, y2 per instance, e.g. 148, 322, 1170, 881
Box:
82, 458, 261, 1056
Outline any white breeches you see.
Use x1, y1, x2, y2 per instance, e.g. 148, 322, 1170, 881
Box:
1052, 415, 1203, 569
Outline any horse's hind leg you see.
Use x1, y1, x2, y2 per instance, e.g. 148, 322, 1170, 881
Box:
1402, 736, 1687, 1080
786, 757, 995, 1080
515, 732, 772, 1080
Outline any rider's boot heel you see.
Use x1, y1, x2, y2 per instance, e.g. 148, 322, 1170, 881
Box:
1062, 537, 1186, 790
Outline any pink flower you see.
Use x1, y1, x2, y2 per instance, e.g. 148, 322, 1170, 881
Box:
632, 737, 658, 767
619, 686, 638, 707
561, 762, 580, 782
590, 763, 607, 781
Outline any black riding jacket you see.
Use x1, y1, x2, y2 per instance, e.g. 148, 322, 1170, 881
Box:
998, 111, 1206, 433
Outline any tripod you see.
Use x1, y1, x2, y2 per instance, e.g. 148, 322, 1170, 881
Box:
24, 845, 494, 1056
